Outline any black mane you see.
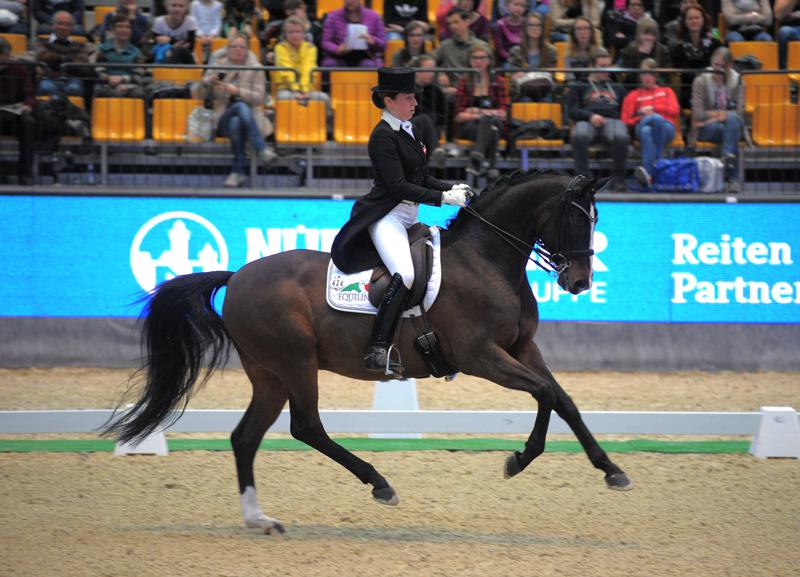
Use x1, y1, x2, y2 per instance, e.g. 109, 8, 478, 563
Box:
444, 169, 570, 232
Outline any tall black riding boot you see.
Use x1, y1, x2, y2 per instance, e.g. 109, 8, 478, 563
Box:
364, 273, 409, 375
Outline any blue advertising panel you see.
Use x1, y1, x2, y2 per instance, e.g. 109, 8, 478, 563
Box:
1, 196, 798, 323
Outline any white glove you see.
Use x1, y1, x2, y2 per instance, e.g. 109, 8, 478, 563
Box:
451, 183, 472, 193
442, 188, 469, 207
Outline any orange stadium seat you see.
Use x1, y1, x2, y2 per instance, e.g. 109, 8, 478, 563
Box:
92, 98, 145, 141
788, 42, 800, 83
510, 102, 565, 148
152, 98, 203, 142
0, 33, 27, 55
91, 5, 117, 30
329, 70, 377, 109
333, 100, 381, 144
37, 95, 85, 109
751, 104, 800, 146
275, 99, 327, 145
151, 66, 203, 83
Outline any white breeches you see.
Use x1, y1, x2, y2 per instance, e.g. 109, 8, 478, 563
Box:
368, 203, 419, 290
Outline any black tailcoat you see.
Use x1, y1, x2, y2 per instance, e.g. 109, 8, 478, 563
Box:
331, 117, 451, 274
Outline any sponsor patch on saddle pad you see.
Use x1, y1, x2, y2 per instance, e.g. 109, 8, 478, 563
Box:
326, 226, 442, 316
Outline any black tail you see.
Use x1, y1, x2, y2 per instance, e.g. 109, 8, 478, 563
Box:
103, 271, 234, 444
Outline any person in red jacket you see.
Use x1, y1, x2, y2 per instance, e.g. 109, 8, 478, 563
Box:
621, 58, 680, 189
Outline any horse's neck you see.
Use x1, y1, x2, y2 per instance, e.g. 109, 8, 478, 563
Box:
447, 183, 559, 285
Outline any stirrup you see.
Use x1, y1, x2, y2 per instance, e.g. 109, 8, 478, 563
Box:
364, 344, 404, 376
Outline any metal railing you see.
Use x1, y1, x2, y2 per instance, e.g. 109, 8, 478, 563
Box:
1, 63, 798, 193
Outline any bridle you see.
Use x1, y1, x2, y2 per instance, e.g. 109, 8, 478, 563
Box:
461, 174, 598, 276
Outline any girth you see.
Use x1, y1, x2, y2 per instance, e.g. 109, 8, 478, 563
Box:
368, 223, 433, 309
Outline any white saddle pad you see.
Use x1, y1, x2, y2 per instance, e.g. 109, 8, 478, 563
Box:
326, 226, 442, 316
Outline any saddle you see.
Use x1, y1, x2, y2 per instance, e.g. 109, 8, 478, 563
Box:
368, 223, 433, 309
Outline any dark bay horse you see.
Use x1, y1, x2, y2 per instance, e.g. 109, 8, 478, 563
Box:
104, 170, 632, 534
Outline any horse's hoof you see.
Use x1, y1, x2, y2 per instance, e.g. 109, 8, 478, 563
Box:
245, 515, 286, 534
605, 473, 634, 491
267, 522, 286, 535
503, 452, 522, 479
372, 485, 400, 506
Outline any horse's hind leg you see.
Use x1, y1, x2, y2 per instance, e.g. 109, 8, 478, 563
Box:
284, 366, 399, 505
232, 354, 289, 534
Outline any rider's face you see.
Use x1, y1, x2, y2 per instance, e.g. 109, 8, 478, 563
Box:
386, 92, 417, 122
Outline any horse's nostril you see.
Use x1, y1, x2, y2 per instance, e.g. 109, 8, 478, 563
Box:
573, 279, 588, 292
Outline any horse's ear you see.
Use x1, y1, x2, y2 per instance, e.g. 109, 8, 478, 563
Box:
586, 176, 612, 195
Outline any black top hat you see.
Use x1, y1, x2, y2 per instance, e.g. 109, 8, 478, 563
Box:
371, 67, 421, 109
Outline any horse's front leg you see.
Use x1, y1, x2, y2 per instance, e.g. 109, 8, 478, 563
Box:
466, 344, 557, 479
515, 340, 633, 491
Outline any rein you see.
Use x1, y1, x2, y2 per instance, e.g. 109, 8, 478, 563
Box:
461, 175, 596, 276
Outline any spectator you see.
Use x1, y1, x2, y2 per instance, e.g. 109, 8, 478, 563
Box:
34, 0, 85, 35
412, 54, 448, 166
509, 11, 557, 69
454, 43, 509, 178
550, 0, 601, 42
440, 0, 489, 40
94, 13, 145, 98
392, 20, 429, 66
568, 48, 629, 190
35, 11, 92, 97
565, 15, 601, 80
192, 33, 277, 188
148, 0, 197, 63
670, 4, 720, 109
320, 0, 386, 68
617, 17, 671, 86
721, 0, 772, 43
0, 37, 36, 185
492, 0, 548, 20
662, 0, 701, 48
603, 0, 648, 53
433, 7, 490, 93
690, 47, 745, 193
435, 0, 488, 36
98, 0, 150, 48
224, 0, 259, 36
262, 0, 321, 64
621, 58, 679, 189
776, 0, 800, 69
273, 16, 329, 107
383, 0, 429, 40
0, 0, 31, 35
508, 11, 557, 101
191, 0, 223, 63
493, 0, 526, 63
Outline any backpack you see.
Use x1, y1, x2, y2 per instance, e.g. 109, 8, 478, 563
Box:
695, 157, 725, 193
652, 158, 700, 192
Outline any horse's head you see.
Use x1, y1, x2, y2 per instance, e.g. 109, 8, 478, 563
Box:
542, 176, 605, 295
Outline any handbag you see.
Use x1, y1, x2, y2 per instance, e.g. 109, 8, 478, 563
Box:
187, 106, 214, 142
513, 71, 555, 100
652, 158, 700, 193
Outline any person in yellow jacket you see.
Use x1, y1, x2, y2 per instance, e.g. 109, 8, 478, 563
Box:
273, 16, 330, 108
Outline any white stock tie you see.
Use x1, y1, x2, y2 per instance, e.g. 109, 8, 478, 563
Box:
401, 121, 415, 140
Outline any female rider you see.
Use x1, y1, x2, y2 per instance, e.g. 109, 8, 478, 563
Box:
331, 67, 471, 376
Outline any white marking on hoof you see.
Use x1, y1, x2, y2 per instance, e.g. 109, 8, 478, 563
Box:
241, 486, 285, 534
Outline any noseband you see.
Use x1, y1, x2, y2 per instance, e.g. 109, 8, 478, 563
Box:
462, 175, 598, 276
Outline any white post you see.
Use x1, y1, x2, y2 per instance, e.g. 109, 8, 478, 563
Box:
369, 379, 421, 439
113, 430, 169, 456
749, 406, 800, 459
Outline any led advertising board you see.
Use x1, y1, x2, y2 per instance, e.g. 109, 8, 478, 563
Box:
1, 196, 797, 323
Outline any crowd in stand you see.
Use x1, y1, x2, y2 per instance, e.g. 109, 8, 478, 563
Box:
1, 0, 799, 190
